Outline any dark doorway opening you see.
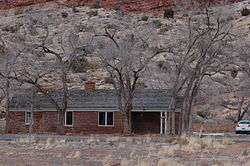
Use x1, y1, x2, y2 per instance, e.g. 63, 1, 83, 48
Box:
132, 112, 160, 134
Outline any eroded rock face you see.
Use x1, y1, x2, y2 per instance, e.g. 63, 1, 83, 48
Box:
0, 0, 242, 12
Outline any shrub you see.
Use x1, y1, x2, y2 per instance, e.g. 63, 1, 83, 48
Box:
61, 12, 68, 18
222, 138, 233, 145
141, 15, 149, 21
241, 8, 250, 16
157, 61, 168, 71
87, 10, 98, 17
2, 25, 20, 33
72, 6, 79, 13
114, 6, 124, 17
196, 109, 212, 119
70, 57, 89, 73
14, 8, 24, 15
92, 1, 101, 9
164, 8, 174, 18
152, 20, 162, 28
242, 150, 250, 156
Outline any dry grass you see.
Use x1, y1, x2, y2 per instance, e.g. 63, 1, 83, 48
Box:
103, 155, 113, 166
157, 159, 183, 166
222, 138, 233, 145
158, 135, 227, 156
243, 160, 250, 166
193, 122, 234, 133
66, 151, 81, 160
120, 159, 129, 166
18, 136, 36, 143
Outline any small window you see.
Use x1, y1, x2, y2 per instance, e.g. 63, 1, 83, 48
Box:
25, 111, 32, 125
99, 112, 106, 126
98, 112, 114, 126
65, 112, 73, 126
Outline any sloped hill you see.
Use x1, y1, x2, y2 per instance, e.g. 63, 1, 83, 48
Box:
0, 0, 243, 12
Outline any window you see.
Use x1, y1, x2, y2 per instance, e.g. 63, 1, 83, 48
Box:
65, 112, 73, 126
98, 112, 114, 126
239, 121, 250, 124
25, 111, 32, 125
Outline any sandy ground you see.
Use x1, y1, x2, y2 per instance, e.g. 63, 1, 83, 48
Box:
0, 135, 249, 166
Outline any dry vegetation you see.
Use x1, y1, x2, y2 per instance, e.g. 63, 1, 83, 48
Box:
0, 135, 249, 166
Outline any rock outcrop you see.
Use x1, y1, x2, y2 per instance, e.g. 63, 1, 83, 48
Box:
0, 0, 242, 12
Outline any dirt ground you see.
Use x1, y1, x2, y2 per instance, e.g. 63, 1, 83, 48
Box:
0, 135, 249, 166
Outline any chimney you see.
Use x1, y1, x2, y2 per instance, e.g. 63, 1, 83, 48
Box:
85, 81, 96, 92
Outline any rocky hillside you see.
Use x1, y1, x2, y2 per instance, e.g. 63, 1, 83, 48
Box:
0, 0, 249, 89
0, 0, 243, 12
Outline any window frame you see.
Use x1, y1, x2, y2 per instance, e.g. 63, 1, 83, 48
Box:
25, 111, 33, 125
98, 111, 114, 127
64, 111, 74, 127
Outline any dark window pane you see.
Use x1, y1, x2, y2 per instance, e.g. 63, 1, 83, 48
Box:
99, 112, 105, 125
107, 112, 113, 125
66, 112, 73, 125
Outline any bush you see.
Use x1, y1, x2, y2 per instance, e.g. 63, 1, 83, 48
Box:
157, 61, 168, 71
222, 138, 233, 145
241, 8, 250, 16
91, 0, 101, 9
72, 6, 79, 13
61, 12, 68, 18
70, 57, 89, 73
197, 110, 211, 119
152, 20, 162, 28
14, 8, 24, 15
242, 150, 250, 156
141, 15, 149, 21
114, 6, 124, 17
164, 8, 174, 18
87, 10, 98, 17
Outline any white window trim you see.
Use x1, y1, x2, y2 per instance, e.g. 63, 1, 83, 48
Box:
64, 111, 74, 127
98, 111, 114, 127
25, 111, 33, 125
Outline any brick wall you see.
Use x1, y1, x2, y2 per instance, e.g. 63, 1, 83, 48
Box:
6, 111, 124, 134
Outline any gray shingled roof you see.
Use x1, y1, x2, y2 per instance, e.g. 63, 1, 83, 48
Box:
9, 89, 183, 111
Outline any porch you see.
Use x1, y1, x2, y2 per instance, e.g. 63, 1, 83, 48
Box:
131, 111, 181, 135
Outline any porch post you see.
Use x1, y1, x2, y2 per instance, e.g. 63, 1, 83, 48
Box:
168, 112, 171, 135
160, 112, 163, 134
164, 112, 167, 135
172, 112, 175, 135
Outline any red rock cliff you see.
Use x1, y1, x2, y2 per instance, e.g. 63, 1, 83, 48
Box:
0, 0, 241, 12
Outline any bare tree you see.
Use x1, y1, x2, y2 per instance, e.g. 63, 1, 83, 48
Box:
92, 19, 162, 134
157, 6, 235, 134
0, 11, 88, 134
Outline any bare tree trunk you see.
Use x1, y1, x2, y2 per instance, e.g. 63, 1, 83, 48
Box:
123, 102, 132, 135
181, 76, 198, 134
4, 53, 10, 134
4, 79, 9, 133
57, 110, 65, 135
237, 97, 245, 122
